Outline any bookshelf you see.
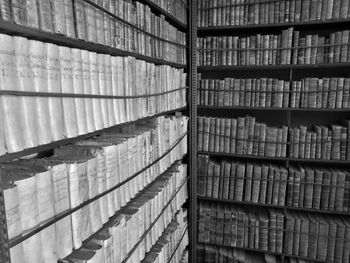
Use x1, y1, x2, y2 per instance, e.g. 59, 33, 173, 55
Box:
0, 0, 190, 262
193, 0, 350, 262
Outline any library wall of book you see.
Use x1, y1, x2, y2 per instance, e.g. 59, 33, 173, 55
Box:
0, 0, 189, 263
195, 0, 350, 263
2, 0, 350, 263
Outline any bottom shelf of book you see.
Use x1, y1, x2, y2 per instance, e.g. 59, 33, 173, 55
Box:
197, 199, 349, 263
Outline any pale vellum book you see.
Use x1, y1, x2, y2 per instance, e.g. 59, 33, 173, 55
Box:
98, 53, 109, 129
90, 52, 103, 131
46, 43, 64, 142
81, 50, 96, 133
29, 39, 52, 145
14, 36, 40, 148
71, 48, 88, 135
59, 46, 78, 138
0, 34, 27, 152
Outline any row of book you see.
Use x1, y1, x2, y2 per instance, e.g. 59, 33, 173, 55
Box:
107, 164, 188, 263
0, 0, 187, 64
148, 0, 188, 24
198, 201, 350, 262
57, 163, 188, 263
197, 28, 350, 66
198, 115, 350, 161
0, 33, 187, 155
289, 122, 350, 160
198, 77, 350, 109
197, 245, 279, 263
197, 155, 350, 212
4, 116, 188, 263
142, 208, 188, 263
197, 116, 288, 158
197, 0, 350, 27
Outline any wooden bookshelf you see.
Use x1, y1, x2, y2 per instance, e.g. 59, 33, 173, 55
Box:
9, 132, 187, 248
137, 0, 188, 31
198, 18, 350, 36
198, 196, 350, 216
0, 107, 186, 163
193, 2, 350, 262
0, 0, 190, 262
0, 20, 186, 69
197, 242, 331, 263
198, 105, 350, 112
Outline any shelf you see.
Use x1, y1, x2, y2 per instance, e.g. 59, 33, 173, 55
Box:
198, 19, 350, 36
122, 177, 189, 263
136, 0, 188, 32
197, 196, 350, 216
198, 151, 350, 166
197, 105, 350, 112
0, 20, 186, 69
198, 63, 350, 72
0, 107, 186, 163
9, 131, 188, 247
198, 242, 329, 263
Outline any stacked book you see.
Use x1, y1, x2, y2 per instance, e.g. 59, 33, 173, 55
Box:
198, 28, 350, 66
197, 156, 288, 206
198, 0, 350, 27
59, 163, 188, 263
3, 116, 188, 263
284, 211, 350, 262
197, 245, 279, 263
199, 77, 350, 109
197, 116, 288, 158
149, 0, 188, 24
142, 208, 188, 263
197, 155, 350, 213
198, 202, 285, 253
198, 78, 290, 108
0, 33, 187, 155
0, 0, 186, 64
289, 122, 350, 160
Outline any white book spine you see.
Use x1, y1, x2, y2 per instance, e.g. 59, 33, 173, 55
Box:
81, 50, 96, 133
111, 56, 121, 125
4, 185, 21, 239
58, 46, 78, 138
29, 40, 52, 145
71, 48, 88, 135
98, 53, 109, 128
104, 54, 116, 127
89, 52, 103, 130
46, 43, 64, 142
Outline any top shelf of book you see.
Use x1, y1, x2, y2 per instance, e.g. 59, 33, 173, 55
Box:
137, 0, 188, 31
198, 19, 350, 36
0, 20, 186, 69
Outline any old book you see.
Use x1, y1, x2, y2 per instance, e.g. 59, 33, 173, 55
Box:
0, 0, 11, 21
313, 169, 323, 209
235, 163, 245, 201
74, 0, 87, 40
59, 46, 79, 138
284, 213, 294, 255
0, 34, 28, 152
244, 163, 253, 202
51, 0, 67, 34
326, 218, 337, 262
316, 215, 329, 261
222, 161, 231, 199
3, 182, 22, 240
37, 0, 53, 32
251, 165, 261, 203
299, 214, 310, 257
28, 40, 53, 145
